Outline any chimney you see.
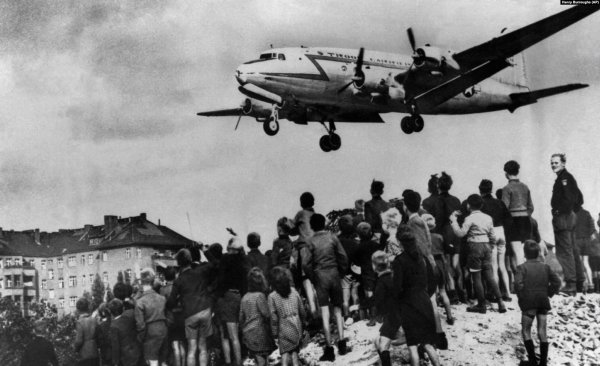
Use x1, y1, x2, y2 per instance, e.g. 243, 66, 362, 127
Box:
104, 215, 118, 238
140, 213, 147, 222
34, 229, 41, 245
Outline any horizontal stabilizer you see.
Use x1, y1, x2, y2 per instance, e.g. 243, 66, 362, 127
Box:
508, 83, 588, 112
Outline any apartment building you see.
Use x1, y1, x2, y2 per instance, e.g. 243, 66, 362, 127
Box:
0, 213, 193, 315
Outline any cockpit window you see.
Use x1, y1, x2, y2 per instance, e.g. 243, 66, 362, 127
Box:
244, 53, 285, 64
260, 53, 276, 60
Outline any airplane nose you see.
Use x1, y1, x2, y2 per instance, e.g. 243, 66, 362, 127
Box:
235, 66, 247, 85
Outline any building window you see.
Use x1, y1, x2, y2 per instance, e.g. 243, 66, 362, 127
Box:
68, 276, 77, 287
6, 278, 12, 288
81, 255, 86, 266
88, 254, 94, 265
41, 260, 46, 271
48, 290, 55, 299
48, 269, 54, 280
58, 298, 64, 308
57, 258, 63, 268
102, 272, 108, 284
15, 258, 21, 267
67, 256, 76, 267
125, 248, 131, 259
82, 275, 86, 286
41, 280, 47, 289
58, 278, 64, 289
90, 273, 94, 283
102, 252, 108, 262
47, 259, 53, 267
69, 296, 77, 307
137, 248, 142, 259
90, 238, 101, 246
14, 276, 21, 288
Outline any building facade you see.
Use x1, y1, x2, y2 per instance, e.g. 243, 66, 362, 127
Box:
0, 213, 193, 315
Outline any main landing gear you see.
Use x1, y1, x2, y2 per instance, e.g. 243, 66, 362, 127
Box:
400, 114, 424, 134
319, 120, 341, 152
263, 105, 280, 136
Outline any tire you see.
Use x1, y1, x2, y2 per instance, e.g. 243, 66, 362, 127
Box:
263, 116, 279, 136
319, 135, 332, 152
401, 116, 413, 134
329, 133, 342, 150
412, 115, 424, 132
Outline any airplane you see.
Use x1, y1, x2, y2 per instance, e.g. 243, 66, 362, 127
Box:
197, 5, 599, 152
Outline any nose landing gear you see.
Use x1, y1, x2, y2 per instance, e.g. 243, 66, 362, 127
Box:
263, 105, 280, 136
319, 120, 341, 152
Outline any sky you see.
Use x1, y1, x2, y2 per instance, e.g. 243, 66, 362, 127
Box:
0, 0, 599, 247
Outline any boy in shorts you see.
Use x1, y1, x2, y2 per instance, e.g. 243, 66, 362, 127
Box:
515, 240, 561, 366
371, 250, 399, 366
451, 194, 506, 314
303, 213, 349, 361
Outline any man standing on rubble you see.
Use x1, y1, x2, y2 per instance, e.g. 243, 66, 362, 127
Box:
550, 153, 584, 295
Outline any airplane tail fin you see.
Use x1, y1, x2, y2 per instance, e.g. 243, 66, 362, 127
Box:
508, 83, 589, 112
494, 52, 529, 89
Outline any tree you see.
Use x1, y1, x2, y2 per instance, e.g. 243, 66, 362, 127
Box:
91, 274, 105, 311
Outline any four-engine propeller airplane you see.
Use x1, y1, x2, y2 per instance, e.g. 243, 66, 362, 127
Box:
198, 5, 599, 152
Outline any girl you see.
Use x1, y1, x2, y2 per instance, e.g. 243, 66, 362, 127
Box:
239, 268, 274, 366
268, 267, 306, 366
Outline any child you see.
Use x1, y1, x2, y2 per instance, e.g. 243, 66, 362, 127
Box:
423, 213, 455, 325
109, 298, 141, 366
450, 194, 506, 314
268, 267, 306, 366
354, 221, 387, 326
135, 268, 168, 366
515, 240, 561, 366
371, 251, 399, 366
240, 268, 274, 366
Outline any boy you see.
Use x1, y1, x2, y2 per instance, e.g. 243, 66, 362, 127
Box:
303, 213, 349, 361
450, 194, 506, 313
371, 251, 398, 366
515, 240, 561, 366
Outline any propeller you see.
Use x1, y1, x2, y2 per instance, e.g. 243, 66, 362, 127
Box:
234, 98, 253, 131
338, 47, 366, 93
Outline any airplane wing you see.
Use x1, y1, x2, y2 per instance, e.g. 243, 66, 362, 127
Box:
197, 108, 241, 117
412, 5, 599, 111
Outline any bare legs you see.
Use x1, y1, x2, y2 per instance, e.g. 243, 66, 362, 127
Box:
226, 322, 242, 366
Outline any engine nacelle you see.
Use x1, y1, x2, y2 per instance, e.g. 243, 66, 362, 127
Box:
413, 46, 460, 72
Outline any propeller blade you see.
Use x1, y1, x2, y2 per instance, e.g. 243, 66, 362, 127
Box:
407, 28, 416, 53
337, 80, 354, 94
356, 47, 364, 71
234, 111, 242, 130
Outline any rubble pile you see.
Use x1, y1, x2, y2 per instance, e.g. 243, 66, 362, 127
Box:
256, 294, 600, 365
546, 294, 600, 365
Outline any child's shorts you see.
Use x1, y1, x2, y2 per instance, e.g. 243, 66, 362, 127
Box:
466, 242, 492, 272
522, 308, 549, 319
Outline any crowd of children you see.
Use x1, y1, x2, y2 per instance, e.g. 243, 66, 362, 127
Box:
23, 160, 600, 366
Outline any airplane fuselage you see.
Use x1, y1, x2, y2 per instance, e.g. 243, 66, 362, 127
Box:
236, 47, 528, 118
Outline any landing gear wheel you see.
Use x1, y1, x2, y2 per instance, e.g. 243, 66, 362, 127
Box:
329, 133, 341, 151
263, 116, 279, 136
412, 115, 424, 132
401, 116, 414, 134
319, 135, 332, 152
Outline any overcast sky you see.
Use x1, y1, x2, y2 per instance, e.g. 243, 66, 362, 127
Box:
1, 0, 599, 246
